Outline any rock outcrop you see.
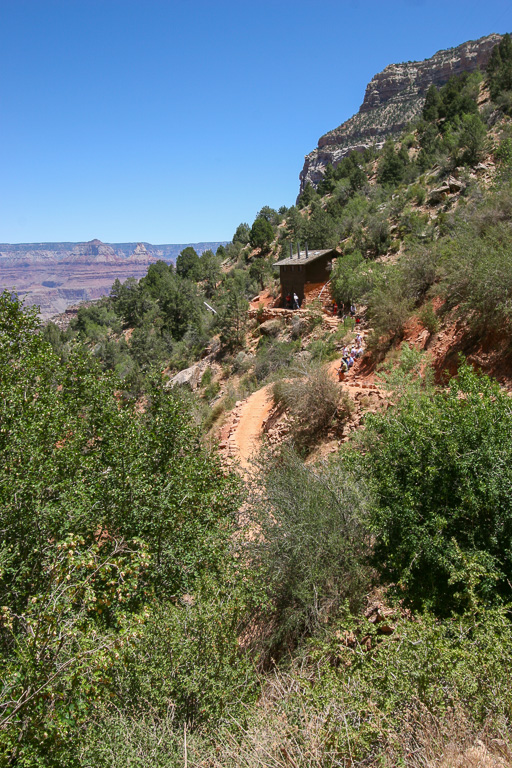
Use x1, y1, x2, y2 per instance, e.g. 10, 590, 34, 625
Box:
299, 33, 501, 194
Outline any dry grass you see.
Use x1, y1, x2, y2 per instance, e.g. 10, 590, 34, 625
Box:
201, 685, 512, 768
272, 365, 351, 447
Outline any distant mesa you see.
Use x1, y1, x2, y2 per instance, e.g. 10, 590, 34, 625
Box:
0, 238, 227, 319
299, 33, 502, 195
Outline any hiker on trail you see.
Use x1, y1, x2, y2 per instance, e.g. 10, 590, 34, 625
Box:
286, 293, 292, 309
293, 292, 300, 310
355, 333, 362, 348
338, 357, 348, 382
332, 301, 338, 316
350, 303, 356, 317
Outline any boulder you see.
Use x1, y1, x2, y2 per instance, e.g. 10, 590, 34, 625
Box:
447, 176, 464, 193
167, 362, 203, 390
428, 183, 450, 204
259, 318, 282, 337
291, 314, 311, 339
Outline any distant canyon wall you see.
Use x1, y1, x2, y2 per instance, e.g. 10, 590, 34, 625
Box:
299, 33, 501, 195
0, 239, 225, 318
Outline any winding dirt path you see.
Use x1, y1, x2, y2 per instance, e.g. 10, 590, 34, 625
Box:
219, 329, 380, 471
234, 385, 273, 470
218, 385, 274, 474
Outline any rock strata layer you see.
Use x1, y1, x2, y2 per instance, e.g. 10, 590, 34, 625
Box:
299, 34, 501, 195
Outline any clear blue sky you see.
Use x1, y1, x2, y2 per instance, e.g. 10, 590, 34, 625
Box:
1, 0, 510, 244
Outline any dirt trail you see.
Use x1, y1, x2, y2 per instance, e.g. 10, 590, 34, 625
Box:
235, 386, 273, 469
218, 385, 273, 473
219, 328, 382, 471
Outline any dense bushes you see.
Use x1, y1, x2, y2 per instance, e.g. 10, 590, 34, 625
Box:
0, 293, 244, 762
487, 32, 512, 113
207, 605, 512, 768
360, 363, 512, 613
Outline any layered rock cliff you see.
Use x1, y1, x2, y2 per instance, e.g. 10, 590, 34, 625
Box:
299, 33, 501, 194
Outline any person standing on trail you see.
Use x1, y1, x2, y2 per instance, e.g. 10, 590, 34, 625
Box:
293, 292, 300, 310
338, 357, 348, 382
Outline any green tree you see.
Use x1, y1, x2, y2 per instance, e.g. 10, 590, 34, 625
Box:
457, 112, 486, 165
249, 255, 272, 290
176, 246, 200, 280
249, 217, 274, 251
377, 139, 409, 187
256, 205, 281, 226
140, 260, 175, 298
160, 275, 202, 339
198, 248, 222, 297
487, 33, 512, 111
303, 202, 337, 249
349, 164, 367, 192
317, 164, 336, 195
422, 83, 441, 122
232, 222, 251, 246
216, 275, 250, 349
297, 182, 319, 209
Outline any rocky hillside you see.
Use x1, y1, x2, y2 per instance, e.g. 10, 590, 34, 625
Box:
299, 33, 501, 194
0, 238, 226, 318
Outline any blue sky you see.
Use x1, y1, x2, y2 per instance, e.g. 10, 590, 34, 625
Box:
1, 0, 511, 244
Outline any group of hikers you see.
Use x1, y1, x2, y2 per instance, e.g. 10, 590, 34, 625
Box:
337, 332, 364, 382
285, 292, 301, 310
331, 301, 360, 322
283, 291, 364, 380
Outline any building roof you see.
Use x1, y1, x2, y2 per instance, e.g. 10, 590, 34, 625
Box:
274, 248, 337, 267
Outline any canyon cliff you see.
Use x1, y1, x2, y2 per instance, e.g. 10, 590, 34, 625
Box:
299, 33, 501, 194
0, 239, 225, 318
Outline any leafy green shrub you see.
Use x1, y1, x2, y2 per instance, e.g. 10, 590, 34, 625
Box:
487, 32, 512, 113
362, 214, 391, 256
456, 113, 487, 166
366, 266, 413, 344
254, 338, 299, 382
439, 192, 512, 329
332, 250, 365, 305
308, 334, 337, 363
361, 363, 512, 613
398, 243, 439, 302
201, 366, 213, 387
406, 182, 426, 205
203, 380, 221, 402
377, 138, 410, 187
418, 301, 439, 334
0, 293, 243, 762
